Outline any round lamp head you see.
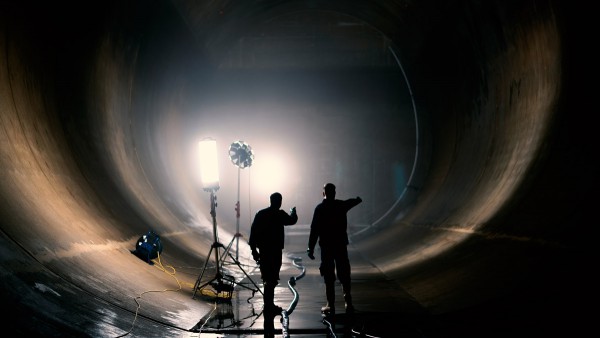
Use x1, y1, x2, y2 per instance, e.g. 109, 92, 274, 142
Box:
229, 141, 254, 169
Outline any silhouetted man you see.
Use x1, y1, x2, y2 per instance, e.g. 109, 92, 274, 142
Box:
307, 183, 362, 314
249, 192, 298, 315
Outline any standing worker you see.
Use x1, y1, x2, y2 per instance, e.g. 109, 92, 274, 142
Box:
307, 183, 362, 314
249, 192, 298, 315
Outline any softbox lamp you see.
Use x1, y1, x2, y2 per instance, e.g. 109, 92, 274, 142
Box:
193, 138, 261, 300
198, 138, 220, 192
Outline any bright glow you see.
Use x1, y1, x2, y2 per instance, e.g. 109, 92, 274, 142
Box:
198, 138, 220, 191
251, 151, 288, 197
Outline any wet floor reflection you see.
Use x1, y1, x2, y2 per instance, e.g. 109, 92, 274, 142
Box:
191, 289, 262, 333
187, 234, 431, 337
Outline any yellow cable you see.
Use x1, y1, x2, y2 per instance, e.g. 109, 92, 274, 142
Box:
115, 252, 182, 337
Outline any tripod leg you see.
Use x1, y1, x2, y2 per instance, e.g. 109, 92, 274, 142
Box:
220, 236, 235, 265
226, 252, 263, 295
193, 246, 214, 299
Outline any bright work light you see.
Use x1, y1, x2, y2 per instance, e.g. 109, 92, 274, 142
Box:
198, 138, 220, 191
192, 138, 261, 301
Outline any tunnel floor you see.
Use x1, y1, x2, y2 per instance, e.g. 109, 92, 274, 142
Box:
1, 225, 578, 338
187, 227, 428, 338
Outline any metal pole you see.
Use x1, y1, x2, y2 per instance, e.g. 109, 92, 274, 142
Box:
235, 166, 240, 260
210, 190, 220, 275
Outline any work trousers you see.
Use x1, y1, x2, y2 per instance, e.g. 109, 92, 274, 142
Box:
319, 244, 351, 285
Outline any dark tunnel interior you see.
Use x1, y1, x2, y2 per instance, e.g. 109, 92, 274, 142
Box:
0, 0, 594, 337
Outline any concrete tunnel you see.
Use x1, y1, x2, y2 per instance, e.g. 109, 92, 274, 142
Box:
0, 0, 593, 337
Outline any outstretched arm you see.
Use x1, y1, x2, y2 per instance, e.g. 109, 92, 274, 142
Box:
345, 196, 362, 211
285, 206, 298, 225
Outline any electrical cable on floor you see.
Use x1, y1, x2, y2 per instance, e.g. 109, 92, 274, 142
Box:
351, 328, 382, 338
322, 317, 337, 338
115, 252, 182, 337
284, 254, 306, 315
282, 251, 363, 337
281, 313, 290, 337
280, 252, 381, 338
281, 253, 307, 338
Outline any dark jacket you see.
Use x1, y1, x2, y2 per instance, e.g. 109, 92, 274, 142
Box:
249, 207, 298, 251
308, 197, 362, 250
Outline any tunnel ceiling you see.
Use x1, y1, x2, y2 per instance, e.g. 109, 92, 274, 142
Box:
0, 0, 594, 335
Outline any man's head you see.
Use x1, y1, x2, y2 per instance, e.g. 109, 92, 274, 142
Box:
323, 183, 336, 200
270, 192, 283, 209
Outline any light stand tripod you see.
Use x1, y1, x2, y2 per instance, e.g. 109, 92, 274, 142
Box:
192, 189, 262, 300
221, 166, 243, 265
223, 140, 254, 264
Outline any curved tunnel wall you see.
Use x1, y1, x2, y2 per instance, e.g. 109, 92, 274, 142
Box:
353, 0, 567, 310
0, 0, 593, 334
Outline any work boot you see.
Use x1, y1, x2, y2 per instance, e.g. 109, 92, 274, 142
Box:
343, 283, 354, 313
321, 302, 335, 314
344, 294, 354, 313
321, 282, 336, 314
